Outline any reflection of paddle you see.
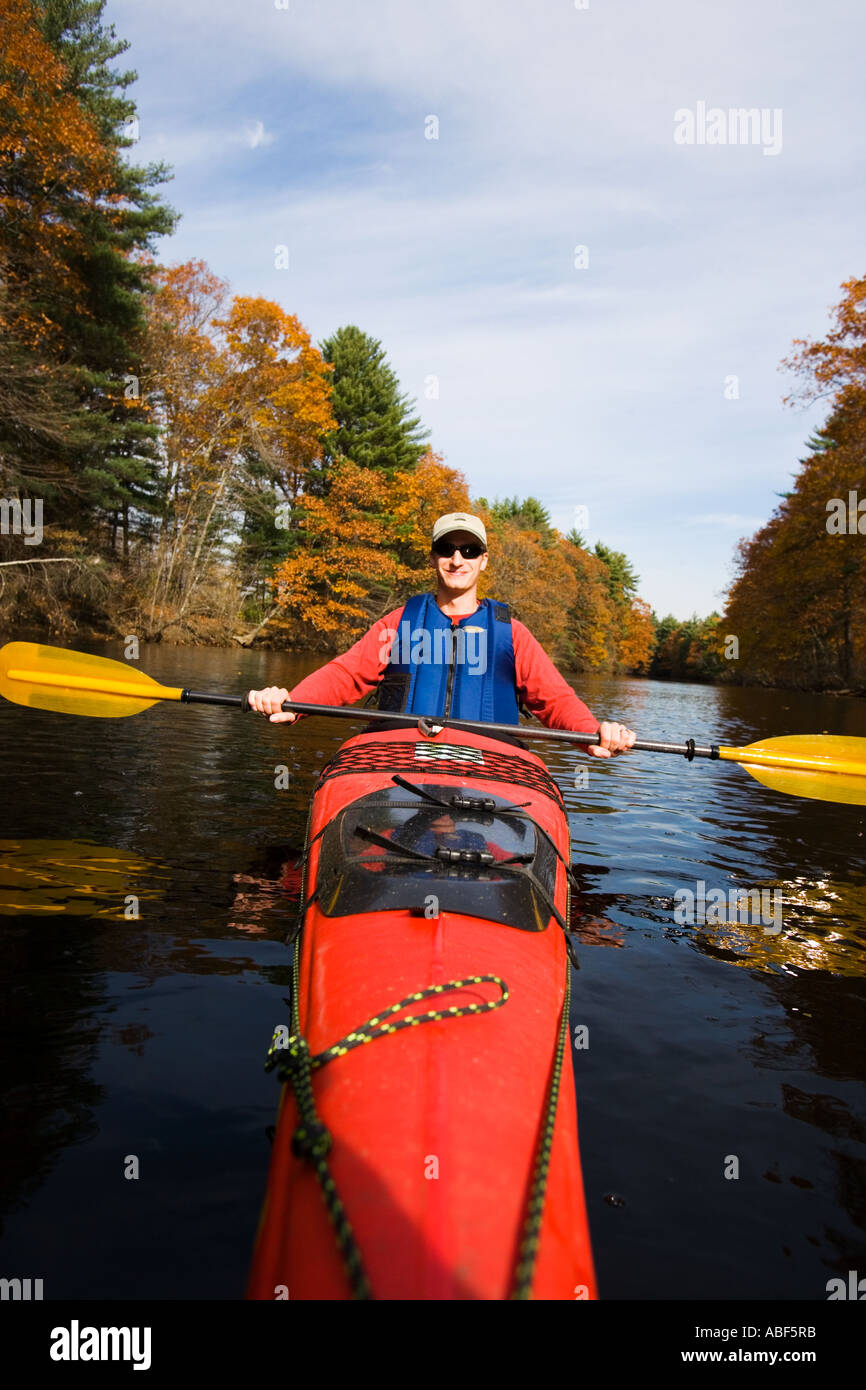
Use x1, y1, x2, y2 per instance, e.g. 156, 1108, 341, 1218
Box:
2, 640, 865, 806
0, 839, 167, 916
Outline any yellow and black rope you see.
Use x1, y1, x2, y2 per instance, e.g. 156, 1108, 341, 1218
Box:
509, 966, 571, 1299
265, 962, 509, 1300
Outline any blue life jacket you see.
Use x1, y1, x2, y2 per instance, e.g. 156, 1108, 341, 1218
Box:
395, 815, 490, 859
377, 592, 520, 723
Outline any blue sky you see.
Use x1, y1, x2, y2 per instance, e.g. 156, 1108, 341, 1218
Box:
109, 0, 864, 619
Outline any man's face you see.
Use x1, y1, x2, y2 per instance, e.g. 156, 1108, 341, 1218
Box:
429, 530, 489, 594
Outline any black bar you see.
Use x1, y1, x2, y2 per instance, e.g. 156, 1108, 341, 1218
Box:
4, 1299, 858, 1371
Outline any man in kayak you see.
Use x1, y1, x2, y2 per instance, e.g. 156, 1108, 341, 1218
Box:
248, 510, 636, 757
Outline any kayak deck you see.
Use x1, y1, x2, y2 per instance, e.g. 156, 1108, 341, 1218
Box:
248, 727, 597, 1300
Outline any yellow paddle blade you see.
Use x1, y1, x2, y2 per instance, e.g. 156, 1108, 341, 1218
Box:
0, 642, 183, 718
719, 734, 866, 806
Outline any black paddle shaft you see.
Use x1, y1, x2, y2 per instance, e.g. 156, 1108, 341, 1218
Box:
180, 689, 720, 761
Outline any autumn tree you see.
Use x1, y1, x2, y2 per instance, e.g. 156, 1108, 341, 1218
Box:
271, 450, 470, 648
560, 534, 619, 669
619, 597, 655, 675
139, 267, 335, 640
482, 513, 578, 664
0, 0, 114, 495
783, 275, 866, 421
724, 413, 865, 687
724, 277, 866, 689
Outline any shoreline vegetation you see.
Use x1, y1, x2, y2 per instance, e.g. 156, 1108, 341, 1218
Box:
1, 2, 863, 695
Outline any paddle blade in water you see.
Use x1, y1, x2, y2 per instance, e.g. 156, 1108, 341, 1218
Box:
0, 642, 181, 718
720, 734, 866, 806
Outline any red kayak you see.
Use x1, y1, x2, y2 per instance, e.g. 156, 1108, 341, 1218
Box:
247, 724, 597, 1300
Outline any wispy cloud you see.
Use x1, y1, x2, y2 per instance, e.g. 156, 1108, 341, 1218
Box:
242, 121, 275, 151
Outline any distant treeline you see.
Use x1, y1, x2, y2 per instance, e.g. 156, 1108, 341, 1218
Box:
0, 1, 862, 691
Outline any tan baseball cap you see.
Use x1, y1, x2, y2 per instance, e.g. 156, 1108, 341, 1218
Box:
431, 512, 488, 549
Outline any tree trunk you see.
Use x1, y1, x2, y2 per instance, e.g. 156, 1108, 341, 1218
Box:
233, 604, 280, 646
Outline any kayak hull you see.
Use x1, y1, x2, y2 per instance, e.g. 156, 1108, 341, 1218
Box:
247, 726, 597, 1300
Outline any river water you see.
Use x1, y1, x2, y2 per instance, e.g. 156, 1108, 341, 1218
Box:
0, 642, 864, 1299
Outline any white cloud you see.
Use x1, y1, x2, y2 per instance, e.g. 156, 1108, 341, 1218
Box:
242, 121, 275, 150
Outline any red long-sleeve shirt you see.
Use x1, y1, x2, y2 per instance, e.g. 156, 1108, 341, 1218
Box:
289, 604, 599, 733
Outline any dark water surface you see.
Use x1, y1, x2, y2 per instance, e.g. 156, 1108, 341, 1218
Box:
1, 642, 864, 1299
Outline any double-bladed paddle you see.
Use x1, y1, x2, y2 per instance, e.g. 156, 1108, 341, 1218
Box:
1, 640, 864, 806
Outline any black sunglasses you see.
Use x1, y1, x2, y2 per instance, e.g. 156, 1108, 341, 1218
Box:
432, 540, 486, 559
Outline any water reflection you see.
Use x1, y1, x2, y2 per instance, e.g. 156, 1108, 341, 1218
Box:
554, 672, 866, 980
0, 839, 168, 916
0, 646, 863, 1297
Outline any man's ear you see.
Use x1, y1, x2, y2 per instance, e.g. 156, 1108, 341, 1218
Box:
428, 550, 437, 572
480, 553, 489, 571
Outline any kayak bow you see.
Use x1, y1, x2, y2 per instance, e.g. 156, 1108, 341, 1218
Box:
247, 724, 597, 1301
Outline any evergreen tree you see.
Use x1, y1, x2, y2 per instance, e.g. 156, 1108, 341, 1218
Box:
593, 541, 639, 607
34, 0, 178, 553
479, 495, 553, 541
308, 325, 428, 493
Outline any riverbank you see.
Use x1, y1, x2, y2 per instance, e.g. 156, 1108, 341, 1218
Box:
3, 614, 863, 697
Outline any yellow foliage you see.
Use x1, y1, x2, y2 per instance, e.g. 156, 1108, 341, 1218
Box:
620, 598, 655, 674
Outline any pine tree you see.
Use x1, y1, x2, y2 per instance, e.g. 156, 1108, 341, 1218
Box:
34, 0, 178, 554
592, 541, 639, 606
478, 495, 553, 541
308, 325, 428, 493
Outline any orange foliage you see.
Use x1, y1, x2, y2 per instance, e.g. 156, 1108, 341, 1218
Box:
146, 267, 336, 488
558, 537, 619, 669
724, 441, 866, 686
213, 296, 336, 484
727, 278, 866, 688
783, 276, 866, 412
271, 450, 473, 646
389, 449, 473, 559
143, 260, 226, 442
140, 264, 337, 632
482, 520, 579, 663
0, 0, 113, 349
272, 463, 411, 640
